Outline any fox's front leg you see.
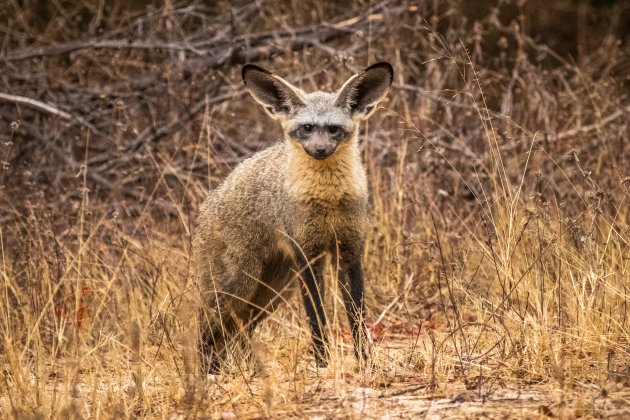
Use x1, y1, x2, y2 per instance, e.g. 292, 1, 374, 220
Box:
297, 255, 329, 367
339, 246, 369, 365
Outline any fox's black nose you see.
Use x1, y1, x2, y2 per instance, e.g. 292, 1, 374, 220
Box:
305, 143, 336, 160
312, 146, 333, 160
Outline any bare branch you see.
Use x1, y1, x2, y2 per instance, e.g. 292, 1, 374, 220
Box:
0, 92, 100, 133
0, 92, 73, 120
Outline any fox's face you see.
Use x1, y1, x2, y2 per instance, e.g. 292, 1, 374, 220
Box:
242, 63, 393, 160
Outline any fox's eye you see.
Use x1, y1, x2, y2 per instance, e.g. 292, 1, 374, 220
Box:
327, 125, 341, 135
301, 124, 313, 134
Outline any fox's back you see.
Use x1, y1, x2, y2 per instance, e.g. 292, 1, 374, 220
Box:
194, 143, 288, 262
198, 144, 286, 222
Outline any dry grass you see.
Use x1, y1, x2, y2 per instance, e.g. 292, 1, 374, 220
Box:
1, 0, 630, 418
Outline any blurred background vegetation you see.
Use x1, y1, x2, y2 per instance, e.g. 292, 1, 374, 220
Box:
1, 0, 628, 223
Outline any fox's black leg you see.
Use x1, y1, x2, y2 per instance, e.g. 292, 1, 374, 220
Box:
340, 250, 369, 364
297, 255, 329, 366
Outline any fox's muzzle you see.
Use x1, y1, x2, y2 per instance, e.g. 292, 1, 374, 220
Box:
303, 134, 337, 160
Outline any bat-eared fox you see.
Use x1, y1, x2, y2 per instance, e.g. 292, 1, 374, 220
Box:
194, 62, 393, 372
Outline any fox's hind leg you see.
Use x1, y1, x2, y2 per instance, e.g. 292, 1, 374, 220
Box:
198, 262, 261, 374
199, 305, 239, 374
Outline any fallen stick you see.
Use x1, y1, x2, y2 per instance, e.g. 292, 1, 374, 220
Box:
0, 92, 73, 120
0, 92, 100, 134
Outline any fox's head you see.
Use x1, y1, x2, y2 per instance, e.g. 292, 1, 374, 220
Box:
242, 62, 393, 160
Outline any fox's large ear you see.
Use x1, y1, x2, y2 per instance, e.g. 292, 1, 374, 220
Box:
335, 62, 393, 119
242, 64, 305, 119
